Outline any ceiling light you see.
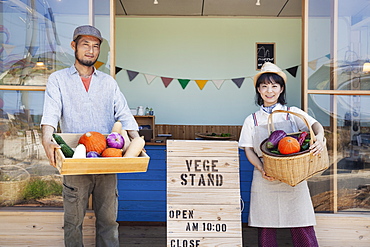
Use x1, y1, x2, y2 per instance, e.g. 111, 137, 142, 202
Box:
256, 0, 261, 6
363, 62, 370, 73
33, 57, 47, 70
154, 0, 158, 4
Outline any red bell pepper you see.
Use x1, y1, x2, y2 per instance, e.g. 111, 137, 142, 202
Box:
298, 131, 308, 145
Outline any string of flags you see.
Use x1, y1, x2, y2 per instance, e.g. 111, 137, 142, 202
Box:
109, 53, 331, 90
113, 65, 299, 90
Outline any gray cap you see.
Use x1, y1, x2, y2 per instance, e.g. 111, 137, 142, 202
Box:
73, 25, 103, 42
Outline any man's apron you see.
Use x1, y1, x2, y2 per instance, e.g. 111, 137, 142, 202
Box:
248, 111, 316, 228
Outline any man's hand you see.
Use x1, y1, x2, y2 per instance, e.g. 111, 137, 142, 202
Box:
41, 125, 59, 167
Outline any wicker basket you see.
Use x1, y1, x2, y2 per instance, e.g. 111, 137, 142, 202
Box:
260, 110, 329, 187
0, 165, 30, 205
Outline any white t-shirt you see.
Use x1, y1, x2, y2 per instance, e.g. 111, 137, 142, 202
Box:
239, 104, 317, 149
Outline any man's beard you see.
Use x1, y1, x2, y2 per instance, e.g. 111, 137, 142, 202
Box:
75, 50, 98, 67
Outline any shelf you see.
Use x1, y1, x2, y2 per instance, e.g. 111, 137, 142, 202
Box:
134, 115, 155, 141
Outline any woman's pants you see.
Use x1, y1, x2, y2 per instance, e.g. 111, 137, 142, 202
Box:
258, 226, 319, 247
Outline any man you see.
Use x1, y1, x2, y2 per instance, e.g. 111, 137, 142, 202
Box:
41, 25, 140, 247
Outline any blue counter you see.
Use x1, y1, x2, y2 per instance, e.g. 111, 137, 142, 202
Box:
117, 145, 254, 223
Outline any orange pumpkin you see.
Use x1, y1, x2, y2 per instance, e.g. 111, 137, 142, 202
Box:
78, 131, 106, 154
278, 136, 300, 155
101, 148, 123, 157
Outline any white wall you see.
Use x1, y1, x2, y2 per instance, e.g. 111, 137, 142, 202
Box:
115, 17, 302, 125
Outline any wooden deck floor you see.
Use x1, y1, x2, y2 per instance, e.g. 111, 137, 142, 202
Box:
1, 207, 369, 246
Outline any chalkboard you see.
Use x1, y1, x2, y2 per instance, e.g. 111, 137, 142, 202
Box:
256, 43, 275, 70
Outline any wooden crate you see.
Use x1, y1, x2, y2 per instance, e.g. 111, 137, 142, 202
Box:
54, 133, 149, 175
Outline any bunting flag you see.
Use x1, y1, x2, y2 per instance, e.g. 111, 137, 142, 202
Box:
325, 54, 330, 60
212, 79, 225, 89
144, 74, 156, 84
178, 79, 190, 89
115, 66, 123, 75
286, 66, 299, 77
95, 61, 104, 69
308, 60, 318, 70
161, 77, 173, 88
25, 46, 39, 56
127, 70, 139, 81
116, 57, 326, 89
2, 44, 15, 56
195, 80, 208, 90
231, 77, 244, 88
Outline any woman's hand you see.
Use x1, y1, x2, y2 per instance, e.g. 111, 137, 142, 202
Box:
310, 137, 325, 156
260, 168, 276, 181
245, 147, 276, 181
310, 122, 325, 156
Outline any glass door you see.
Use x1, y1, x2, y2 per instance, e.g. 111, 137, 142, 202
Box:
304, 0, 370, 213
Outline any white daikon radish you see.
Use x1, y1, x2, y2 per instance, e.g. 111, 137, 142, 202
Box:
123, 136, 145, 157
121, 129, 131, 153
72, 144, 86, 158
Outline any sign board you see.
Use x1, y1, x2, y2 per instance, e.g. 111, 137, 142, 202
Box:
256, 42, 275, 70
167, 140, 242, 247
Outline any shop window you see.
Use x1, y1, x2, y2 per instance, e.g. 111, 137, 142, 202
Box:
0, 0, 111, 207
306, 0, 370, 213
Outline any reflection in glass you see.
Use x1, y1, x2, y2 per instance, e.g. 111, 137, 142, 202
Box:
0, 0, 112, 86
308, 0, 370, 91
0, 0, 110, 207
307, 94, 370, 212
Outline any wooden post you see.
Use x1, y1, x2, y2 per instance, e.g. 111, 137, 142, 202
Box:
167, 140, 242, 247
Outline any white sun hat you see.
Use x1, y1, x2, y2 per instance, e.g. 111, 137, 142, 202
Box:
254, 62, 287, 86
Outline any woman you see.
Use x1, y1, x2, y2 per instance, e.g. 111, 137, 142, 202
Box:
239, 62, 325, 247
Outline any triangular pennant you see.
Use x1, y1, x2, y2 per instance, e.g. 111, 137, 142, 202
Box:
2, 44, 15, 55
95, 61, 104, 69
127, 70, 139, 81
308, 60, 318, 70
144, 74, 156, 84
25, 46, 39, 56
231, 77, 244, 88
325, 54, 330, 60
115, 66, 123, 74
212, 79, 225, 89
195, 80, 208, 90
286, 66, 299, 77
161, 77, 173, 88
178, 79, 190, 89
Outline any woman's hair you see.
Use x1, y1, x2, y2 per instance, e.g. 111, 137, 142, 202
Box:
255, 73, 287, 106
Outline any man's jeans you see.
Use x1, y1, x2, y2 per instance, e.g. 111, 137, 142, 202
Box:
63, 174, 119, 247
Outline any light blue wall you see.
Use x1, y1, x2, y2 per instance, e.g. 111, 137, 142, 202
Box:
115, 17, 302, 125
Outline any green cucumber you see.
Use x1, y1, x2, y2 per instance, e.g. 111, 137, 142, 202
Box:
53, 134, 67, 145
60, 143, 74, 158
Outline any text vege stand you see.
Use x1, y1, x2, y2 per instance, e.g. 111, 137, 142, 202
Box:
166, 140, 242, 247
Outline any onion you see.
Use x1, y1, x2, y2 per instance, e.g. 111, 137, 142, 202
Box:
87, 151, 100, 158
106, 132, 125, 149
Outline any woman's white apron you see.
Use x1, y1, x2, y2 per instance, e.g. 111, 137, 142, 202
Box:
248, 112, 316, 228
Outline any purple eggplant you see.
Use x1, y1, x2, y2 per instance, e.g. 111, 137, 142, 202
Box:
266, 130, 287, 149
